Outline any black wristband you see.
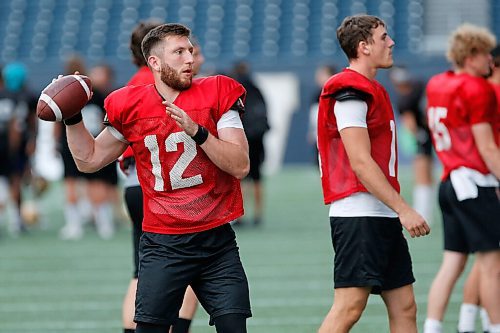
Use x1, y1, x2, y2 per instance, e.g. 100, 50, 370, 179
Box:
63, 112, 83, 126
191, 125, 209, 145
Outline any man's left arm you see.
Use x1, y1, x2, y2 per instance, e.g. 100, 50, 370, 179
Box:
164, 101, 250, 179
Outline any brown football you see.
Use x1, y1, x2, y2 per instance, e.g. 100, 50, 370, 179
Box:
37, 75, 92, 122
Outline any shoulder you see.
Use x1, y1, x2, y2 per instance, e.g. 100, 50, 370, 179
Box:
194, 75, 242, 90
323, 70, 375, 97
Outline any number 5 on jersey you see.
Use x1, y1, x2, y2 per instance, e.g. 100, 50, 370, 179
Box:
428, 106, 451, 151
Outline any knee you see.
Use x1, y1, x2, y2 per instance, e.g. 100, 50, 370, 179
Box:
336, 298, 366, 326
391, 298, 417, 322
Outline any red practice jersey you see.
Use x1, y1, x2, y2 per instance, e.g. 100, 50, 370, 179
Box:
317, 69, 400, 204
121, 66, 155, 160
127, 66, 155, 86
106, 75, 246, 234
426, 71, 498, 180
490, 81, 500, 141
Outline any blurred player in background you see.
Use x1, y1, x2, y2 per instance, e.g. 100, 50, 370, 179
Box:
423, 24, 500, 333
120, 20, 201, 333
317, 14, 430, 333
0, 62, 37, 236
307, 64, 337, 165
56, 55, 89, 240
230, 61, 269, 226
389, 66, 435, 224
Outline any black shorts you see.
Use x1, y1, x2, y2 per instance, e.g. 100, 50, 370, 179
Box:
124, 185, 143, 278
135, 224, 252, 326
247, 137, 265, 181
439, 179, 500, 253
61, 147, 85, 179
84, 162, 118, 185
330, 216, 415, 294
415, 127, 433, 157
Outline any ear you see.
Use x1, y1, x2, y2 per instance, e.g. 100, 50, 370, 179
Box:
359, 41, 370, 56
148, 55, 161, 72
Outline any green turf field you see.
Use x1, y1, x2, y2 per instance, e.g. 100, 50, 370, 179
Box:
0, 165, 479, 332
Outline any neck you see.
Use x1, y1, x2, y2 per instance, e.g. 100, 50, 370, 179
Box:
489, 71, 500, 84
348, 59, 377, 80
154, 79, 180, 102
455, 65, 480, 77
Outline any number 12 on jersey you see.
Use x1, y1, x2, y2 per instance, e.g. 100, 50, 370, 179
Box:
144, 132, 204, 191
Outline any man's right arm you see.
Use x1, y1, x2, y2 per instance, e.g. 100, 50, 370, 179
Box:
472, 122, 500, 178
66, 121, 128, 173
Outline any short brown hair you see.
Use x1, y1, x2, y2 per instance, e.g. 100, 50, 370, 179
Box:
130, 20, 162, 67
446, 24, 496, 68
337, 15, 385, 60
141, 23, 191, 63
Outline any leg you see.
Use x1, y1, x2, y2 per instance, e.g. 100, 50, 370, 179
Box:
318, 287, 370, 333
426, 251, 468, 321
122, 278, 138, 330
476, 250, 500, 325
413, 154, 434, 224
252, 181, 263, 224
381, 284, 417, 333
458, 259, 481, 333
178, 286, 198, 320
214, 314, 247, 333
123, 185, 143, 331
171, 286, 199, 333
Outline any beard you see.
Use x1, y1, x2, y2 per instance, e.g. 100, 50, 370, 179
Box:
160, 62, 192, 91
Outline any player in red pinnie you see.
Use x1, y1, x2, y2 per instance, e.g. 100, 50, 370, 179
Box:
423, 24, 500, 333
63, 23, 251, 333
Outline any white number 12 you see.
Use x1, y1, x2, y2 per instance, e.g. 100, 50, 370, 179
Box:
144, 133, 203, 191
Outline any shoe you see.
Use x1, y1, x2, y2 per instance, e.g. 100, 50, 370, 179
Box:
59, 223, 83, 240
253, 217, 262, 226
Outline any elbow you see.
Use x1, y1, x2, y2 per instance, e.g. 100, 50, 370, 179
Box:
74, 159, 100, 174
234, 158, 250, 180
350, 157, 371, 177
234, 163, 250, 180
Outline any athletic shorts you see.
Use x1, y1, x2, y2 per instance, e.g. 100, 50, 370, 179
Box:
135, 224, 252, 326
439, 179, 500, 253
61, 147, 85, 179
330, 216, 415, 294
415, 127, 433, 157
83, 162, 118, 185
247, 137, 265, 181
124, 185, 143, 278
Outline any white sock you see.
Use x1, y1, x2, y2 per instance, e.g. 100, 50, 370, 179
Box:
424, 318, 442, 333
7, 204, 22, 234
490, 323, 500, 333
414, 185, 434, 223
480, 307, 491, 331
94, 203, 114, 239
64, 204, 82, 228
458, 303, 478, 332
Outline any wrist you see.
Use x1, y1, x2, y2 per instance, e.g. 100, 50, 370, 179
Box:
63, 112, 83, 126
191, 124, 209, 145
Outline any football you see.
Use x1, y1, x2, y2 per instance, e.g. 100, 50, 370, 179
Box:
37, 74, 92, 122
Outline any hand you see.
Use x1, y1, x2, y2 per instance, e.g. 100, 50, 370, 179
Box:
163, 101, 198, 136
398, 205, 430, 238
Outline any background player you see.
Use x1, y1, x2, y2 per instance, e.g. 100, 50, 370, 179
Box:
389, 66, 434, 224
317, 14, 430, 333
423, 24, 500, 333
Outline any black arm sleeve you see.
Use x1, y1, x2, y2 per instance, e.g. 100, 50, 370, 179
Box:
332, 88, 369, 102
